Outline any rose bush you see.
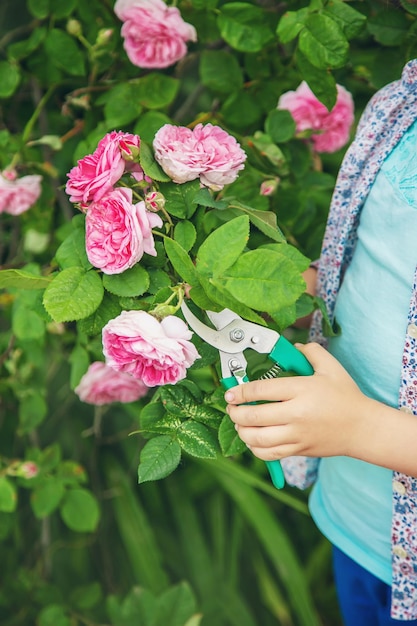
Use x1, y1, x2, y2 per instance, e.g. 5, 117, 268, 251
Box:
0, 0, 410, 623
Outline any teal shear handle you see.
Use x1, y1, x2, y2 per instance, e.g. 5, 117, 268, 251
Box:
221, 337, 314, 490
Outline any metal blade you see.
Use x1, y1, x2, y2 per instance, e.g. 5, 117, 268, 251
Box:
206, 308, 238, 330
181, 302, 234, 351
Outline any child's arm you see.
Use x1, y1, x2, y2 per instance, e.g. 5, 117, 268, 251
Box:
225, 342, 417, 478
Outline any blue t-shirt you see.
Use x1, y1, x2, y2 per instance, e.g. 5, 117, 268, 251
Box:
309, 119, 417, 584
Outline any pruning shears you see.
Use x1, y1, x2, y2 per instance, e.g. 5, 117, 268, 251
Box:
181, 302, 314, 489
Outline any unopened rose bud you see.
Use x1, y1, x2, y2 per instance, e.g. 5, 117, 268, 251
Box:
144, 191, 165, 212
19, 462, 39, 479
96, 28, 114, 46
2, 168, 17, 182
151, 304, 177, 319
67, 19, 82, 37
119, 140, 140, 161
260, 178, 280, 196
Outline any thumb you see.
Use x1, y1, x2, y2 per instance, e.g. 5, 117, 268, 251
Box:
294, 341, 336, 373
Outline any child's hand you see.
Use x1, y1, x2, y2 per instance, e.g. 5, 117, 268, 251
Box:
224, 342, 377, 462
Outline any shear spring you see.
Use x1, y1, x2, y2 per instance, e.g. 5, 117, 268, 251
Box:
259, 363, 282, 380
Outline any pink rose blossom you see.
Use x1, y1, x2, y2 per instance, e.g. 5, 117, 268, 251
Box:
85, 187, 162, 274
102, 310, 200, 386
277, 81, 354, 153
75, 361, 149, 405
153, 123, 247, 190
65, 131, 145, 205
114, 0, 197, 69
0, 172, 42, 216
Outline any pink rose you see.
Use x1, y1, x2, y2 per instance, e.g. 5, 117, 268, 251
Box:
85, 187, 162, 274
114, 0, 197, 69
75, 361, 149, 405
153, 123, 247, 190
0, 172, 42, 216
65, 131, 144, 205
102, 310, 200, 386
277, 81, 354, 153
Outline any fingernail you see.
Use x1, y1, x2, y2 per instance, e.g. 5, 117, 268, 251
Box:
224, 391, 235, 402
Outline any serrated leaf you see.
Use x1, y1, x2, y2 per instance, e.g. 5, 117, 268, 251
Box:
177, 422, 218, 459
164, 238, 199, 285
198, 275, 266, 325
217, 249, 305, 313
298, 13, 349, 70
324, 0, 366, 39
44, 29, 86, 76
77, 293, 122, 336
193, 187, 228, 210
276, 9, 308, 43
43, 267, 104, 322
103, 265, 150, 297
196, 215, 249, 276
296, 50, 337, 111
154, 582, 198, 626
174, 220, 196, 252
159, 180, 201, 218
140, 401, 182, 435
219, 414, 247, 456
265, 109, 296, 144
0, 61, 21, 98
55, 227, 91, 270
217, 3, 274, 52
139, 142, 171, 182
228, 204, 285, 243
0, 269, 51, 290
60, 488, 100, 532
138, 436, 181, 483
200, 50, 244, 94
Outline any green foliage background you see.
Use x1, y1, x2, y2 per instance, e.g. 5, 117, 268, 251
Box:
0, 0, 415, 624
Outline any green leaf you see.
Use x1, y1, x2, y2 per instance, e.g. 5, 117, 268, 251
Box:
27, 0, 49, 18
198, 275, 266, 325
140, 402, 181, 435
37, 605, 71, 626
138, 436, 182, 483
134, 111, 172, 143
70, 582, 102, 611
0, 478, 17, 513
103, 265, 150, 297
0, 61, 21, 98
60, 488, 100, 532
298, 13, 349, 70
276, 9, 308, 43
154, 582, 198, 626
228, 205, 285, 243
164, 238, 199, 285
196, 215, 249, 276
265, 109, 296, 144
31, 478, 65, 518
103, 82, 144, 126
193, 188, 228, 210
69, 344, 90, 389
0, 269, 51, 290
133, 74, 180, 109
174, 221, 197, 252
12, 307, 45, 340
324, 0, 366, 39
200, 50, 244, 93
55, 227, 91, 270
77, 293, 122, 336
139, 142, 171, 182
44, 29, 86, 76
160, 385, 223, 425
160, 180, 201, 218
219, 414, 247, 456
217, 249, 306, 313
19, 392, 48, 433
8, 27, 47, 60
43, 267, 104, 322
217, 3, 274, 52
177, 422, 218, 459
367, 9, 409, 46
295, 50, 337, 111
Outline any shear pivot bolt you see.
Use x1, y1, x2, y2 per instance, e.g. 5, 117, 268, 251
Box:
230, 329, 245, 342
